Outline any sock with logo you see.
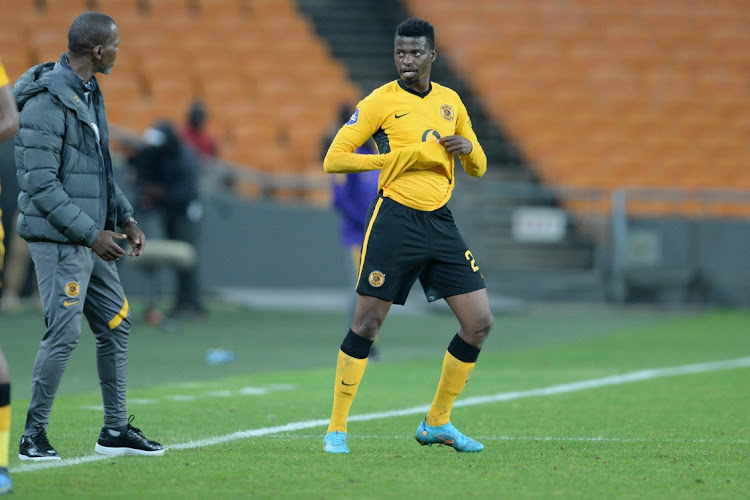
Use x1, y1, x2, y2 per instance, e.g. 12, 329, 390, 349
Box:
425, 334, 480, 427
326, 330, 372, 434
0, 383, 10, 469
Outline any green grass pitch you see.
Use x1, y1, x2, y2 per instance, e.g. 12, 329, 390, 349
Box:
2, 302, 749, 499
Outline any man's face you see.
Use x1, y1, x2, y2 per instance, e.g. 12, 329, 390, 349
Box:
96, 25, 119, 75
394, 36, 435, 87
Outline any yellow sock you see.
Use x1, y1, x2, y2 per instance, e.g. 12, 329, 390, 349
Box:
0, 402, 9, 469
425, 351, 476, 427
326, 350, 368, 434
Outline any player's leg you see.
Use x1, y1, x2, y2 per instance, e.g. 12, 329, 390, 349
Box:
416, 207, 493, 451
325, 196, 422, 453
0, 213, 7, 492
84, 256, 163, 456
416, 289, 493, 452
20, 243, 94, 460
0, 349, 11, 493
324, 294, 391, 453
432, 288, 493, 422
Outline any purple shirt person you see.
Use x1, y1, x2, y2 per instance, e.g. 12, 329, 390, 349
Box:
332, 143, 380, 249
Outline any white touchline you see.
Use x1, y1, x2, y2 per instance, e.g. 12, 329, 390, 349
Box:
266, 434, 750, 444
12, 356, 750, 473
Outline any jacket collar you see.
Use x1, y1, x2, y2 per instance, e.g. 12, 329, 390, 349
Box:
59, 53, 97, 92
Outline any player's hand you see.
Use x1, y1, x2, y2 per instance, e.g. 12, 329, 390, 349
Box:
123, 221, 146, 257
91, 230, 128, 261
438, 135, 473, 155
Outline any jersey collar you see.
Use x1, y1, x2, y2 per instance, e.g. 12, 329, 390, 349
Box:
397, 79, 432, 98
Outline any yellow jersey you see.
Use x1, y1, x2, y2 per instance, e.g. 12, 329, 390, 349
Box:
324, 80, 486, 211
0, 58, 8, 87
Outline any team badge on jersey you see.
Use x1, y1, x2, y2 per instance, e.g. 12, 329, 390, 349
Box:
368, 270, 385, 287
440, 104, 455, 122
65, 281, 80, 298
345, 108, 360, 126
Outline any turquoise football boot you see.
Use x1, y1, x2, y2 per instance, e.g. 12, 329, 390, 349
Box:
0, 468, 12, 495
415, 419, 484, 452
323, 431, 350, 454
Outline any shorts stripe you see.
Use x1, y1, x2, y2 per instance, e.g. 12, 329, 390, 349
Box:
357, 197, 384, 283
108, 298, 129, 330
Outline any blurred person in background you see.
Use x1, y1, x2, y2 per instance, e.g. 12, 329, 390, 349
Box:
129, 120, 206, 319
182, 100, 217, 158
0, 52, 20, 496
181, 100, 235, 193
322, 103, 381, 358
321, 18, 493, 454
13, 11, 163, 461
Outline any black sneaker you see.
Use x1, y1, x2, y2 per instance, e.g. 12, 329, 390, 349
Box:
94, 415, 165, 456
19, 430, 61, 461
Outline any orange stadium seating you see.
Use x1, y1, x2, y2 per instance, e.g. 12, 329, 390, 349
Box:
404, 0, 750, 216
0, 0, 358, 204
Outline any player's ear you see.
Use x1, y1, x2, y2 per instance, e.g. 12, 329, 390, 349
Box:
430, 48, 437, 62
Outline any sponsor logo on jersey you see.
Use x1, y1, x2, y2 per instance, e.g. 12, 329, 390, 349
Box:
345, 108, 360, 126
368, 270, 385, 287
65, 281, 80, 298
440, 104, 455, 122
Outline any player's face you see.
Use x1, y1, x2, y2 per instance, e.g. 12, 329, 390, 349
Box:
96, 25, 120, 75
394, 36, 435, 90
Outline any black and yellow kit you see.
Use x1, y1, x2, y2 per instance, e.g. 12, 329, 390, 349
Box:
324, 79, 488, 304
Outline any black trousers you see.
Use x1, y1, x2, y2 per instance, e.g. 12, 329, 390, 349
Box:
163, 202, 203, 311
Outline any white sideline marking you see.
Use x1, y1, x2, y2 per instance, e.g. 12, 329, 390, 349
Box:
269, 434, 750, 445
78, 385, 297, 411
12, 356, 750, 473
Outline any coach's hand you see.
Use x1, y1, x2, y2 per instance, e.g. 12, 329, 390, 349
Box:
123, 221, 146, 257
438, 135, 473, 155
91, 230, 127, 261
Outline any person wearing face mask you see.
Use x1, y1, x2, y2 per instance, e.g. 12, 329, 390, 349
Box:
13, 12, 163, 461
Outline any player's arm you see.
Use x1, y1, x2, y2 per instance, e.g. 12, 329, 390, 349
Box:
324, 105, 390, 174
0, 64, 19, 142
443, 99, 487, 178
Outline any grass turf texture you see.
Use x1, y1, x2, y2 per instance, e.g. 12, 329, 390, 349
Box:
3, 304, 749, 499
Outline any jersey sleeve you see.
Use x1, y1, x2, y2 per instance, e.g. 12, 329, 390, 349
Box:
0, 59, 9, 87
454, 97, 487, 178
323, 97, 390, 173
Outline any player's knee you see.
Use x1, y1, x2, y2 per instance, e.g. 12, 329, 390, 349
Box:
473, 312, 494, 341
353, 316, 383, 340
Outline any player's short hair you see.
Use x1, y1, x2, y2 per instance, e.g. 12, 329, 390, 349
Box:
395, 18, 435, 50
68, 12, 117, 57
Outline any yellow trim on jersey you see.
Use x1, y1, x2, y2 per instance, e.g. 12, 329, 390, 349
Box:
324, 80, 486, 211
108, 298, 129, 329
0, 58, 8, 87
357, 197, 384, 283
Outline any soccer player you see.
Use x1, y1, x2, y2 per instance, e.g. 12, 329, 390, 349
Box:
0, 52, 20, 495
14, 12, 163, 461
322, 18, 493, 453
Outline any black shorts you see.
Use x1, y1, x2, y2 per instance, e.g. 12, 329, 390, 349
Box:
356, 195, 486, 305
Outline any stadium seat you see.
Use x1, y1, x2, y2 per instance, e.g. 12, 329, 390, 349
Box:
404, 0, 750, 215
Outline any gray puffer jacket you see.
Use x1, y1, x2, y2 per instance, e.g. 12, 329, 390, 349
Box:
14, 61, 133, 246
